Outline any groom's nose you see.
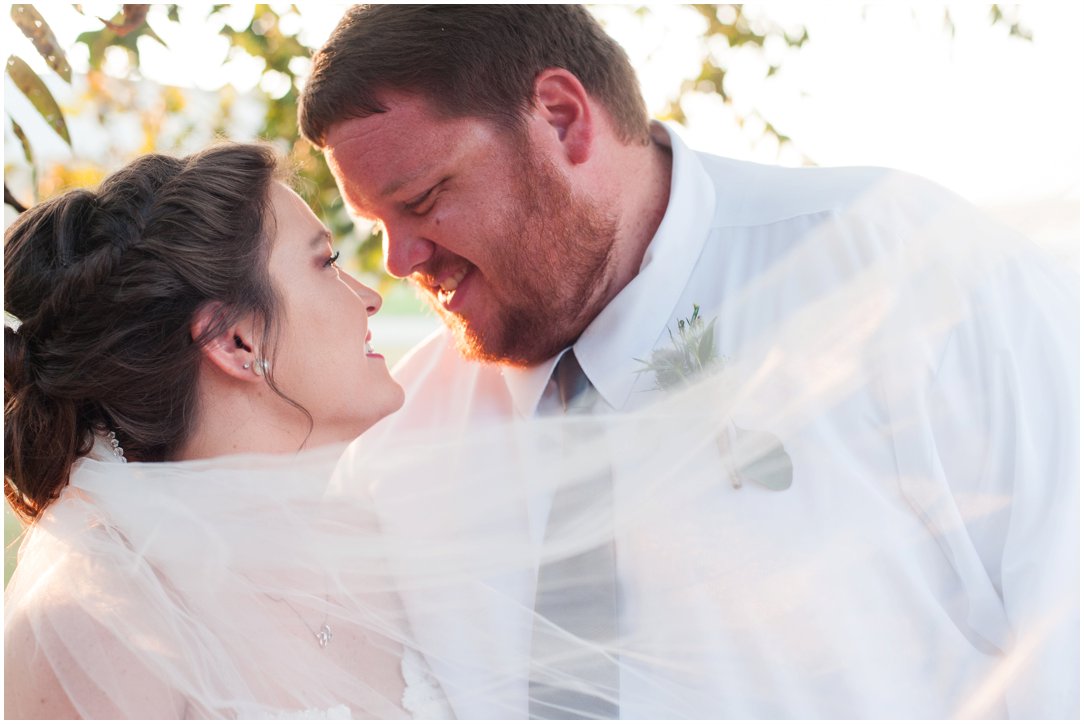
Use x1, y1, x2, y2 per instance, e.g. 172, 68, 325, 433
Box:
381, 218, 436, 278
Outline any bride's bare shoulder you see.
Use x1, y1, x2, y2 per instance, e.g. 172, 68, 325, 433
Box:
4, 601, 83, 719
5, 585, 187, 718
5, 497, 187, 718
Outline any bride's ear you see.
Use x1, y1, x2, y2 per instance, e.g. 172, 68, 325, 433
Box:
190, 304, 262, 383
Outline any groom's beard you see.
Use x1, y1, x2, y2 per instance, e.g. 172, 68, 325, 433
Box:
420, 141, 618, 368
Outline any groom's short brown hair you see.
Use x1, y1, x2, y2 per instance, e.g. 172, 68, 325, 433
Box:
298, 5, 650, 148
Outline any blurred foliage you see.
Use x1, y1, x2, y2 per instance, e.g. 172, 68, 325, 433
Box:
983, 5, 1033, 41
76, 5, 165, 71
215, 5, 369, 267
5, 3, 1034, 273
11, 5, 71, 82
656, 4, 810, 156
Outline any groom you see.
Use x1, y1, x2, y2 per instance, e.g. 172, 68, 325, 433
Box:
299, 5, 1078, 719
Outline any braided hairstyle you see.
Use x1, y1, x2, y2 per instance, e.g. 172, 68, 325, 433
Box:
5, 143, 282, 521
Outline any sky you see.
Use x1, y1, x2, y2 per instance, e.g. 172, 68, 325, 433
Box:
4, 2, 1081, 260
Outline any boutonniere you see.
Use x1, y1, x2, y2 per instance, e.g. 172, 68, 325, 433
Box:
634, 304, 724, 387
636, 304, 793, 492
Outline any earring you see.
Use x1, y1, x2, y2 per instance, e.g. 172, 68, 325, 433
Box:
242, 362, 251, 370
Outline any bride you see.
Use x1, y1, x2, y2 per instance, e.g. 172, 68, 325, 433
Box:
4, 144, 447, 718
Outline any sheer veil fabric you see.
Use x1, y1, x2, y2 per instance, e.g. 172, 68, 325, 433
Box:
330, 187, 1078, 718
4, 442, 424, 719
4, 189, 1078, 718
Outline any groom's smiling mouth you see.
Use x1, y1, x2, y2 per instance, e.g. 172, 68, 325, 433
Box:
432, 265, 472, 307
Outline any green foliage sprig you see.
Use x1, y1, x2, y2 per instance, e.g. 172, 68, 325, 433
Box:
635, 304, 724, 390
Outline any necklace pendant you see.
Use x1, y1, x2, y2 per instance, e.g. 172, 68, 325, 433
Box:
316, 623, 333, 648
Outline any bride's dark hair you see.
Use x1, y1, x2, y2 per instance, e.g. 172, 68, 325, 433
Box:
5, 143, 284, 521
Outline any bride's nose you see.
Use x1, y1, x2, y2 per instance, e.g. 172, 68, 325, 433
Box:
345, 274, 382, 315
360, 284, 382, 316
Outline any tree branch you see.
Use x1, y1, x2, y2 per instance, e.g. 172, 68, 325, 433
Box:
5, 184, 29, 214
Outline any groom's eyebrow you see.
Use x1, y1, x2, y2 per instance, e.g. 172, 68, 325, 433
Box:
380, 165, 433, 198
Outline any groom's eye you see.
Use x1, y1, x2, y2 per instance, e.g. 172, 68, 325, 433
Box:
407, 190, 435, 214
323, 250, 341, 269
407, 179, 447, 215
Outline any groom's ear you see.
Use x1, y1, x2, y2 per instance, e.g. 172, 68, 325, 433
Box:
531, 68, 594, 165
190, 304, 263, 383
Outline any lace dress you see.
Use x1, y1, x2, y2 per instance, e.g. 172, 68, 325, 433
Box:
400, 648, 454, 718
265, 649, 450, 719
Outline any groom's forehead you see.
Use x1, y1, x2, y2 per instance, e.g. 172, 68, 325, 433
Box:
325, 96, 428, 145
325, 108, 504, 206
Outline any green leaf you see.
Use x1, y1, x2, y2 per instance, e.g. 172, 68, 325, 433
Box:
140, 23, 168, 48
76, 21, 147, 71
10, 5, 72, 82
75, 28, 108, 70
697, 317, 716, 366
1008, 22, 1033, 41
5, 55, 70, 146
9, 115, 38, 201
10, 116, 34, 165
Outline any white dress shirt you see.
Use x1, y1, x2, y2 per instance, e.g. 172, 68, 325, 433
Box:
363, 122, 1079, 718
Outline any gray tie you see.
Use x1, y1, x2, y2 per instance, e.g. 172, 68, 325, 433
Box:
529, 351, 619, 719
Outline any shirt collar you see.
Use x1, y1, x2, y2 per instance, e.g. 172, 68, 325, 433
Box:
503, 350, 562, 419
503, 122, 717, 417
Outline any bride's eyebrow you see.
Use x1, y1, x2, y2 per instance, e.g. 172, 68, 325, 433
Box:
308, 228, 333, 251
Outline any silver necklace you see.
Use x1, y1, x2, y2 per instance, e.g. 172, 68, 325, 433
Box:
268, 595, 333, 649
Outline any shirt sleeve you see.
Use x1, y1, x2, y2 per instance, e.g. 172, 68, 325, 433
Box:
887, 208, 1079, 718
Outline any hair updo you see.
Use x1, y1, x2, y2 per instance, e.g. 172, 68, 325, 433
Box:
5, 143, 282, 521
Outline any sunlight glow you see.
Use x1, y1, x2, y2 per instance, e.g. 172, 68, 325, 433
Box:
3, 4, 1079, 258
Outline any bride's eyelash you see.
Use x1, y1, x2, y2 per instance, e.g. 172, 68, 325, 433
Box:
324, 250, 341, 268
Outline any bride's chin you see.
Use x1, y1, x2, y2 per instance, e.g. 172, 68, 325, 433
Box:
344, 388, 407, 440
389, 381, 406, 411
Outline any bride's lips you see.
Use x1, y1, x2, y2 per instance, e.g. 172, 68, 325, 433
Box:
365, 331, 383, 360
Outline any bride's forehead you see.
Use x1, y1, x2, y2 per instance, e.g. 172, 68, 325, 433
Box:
269, 181, 305, 209
264, 187, 329, 259
269, 185, 321, 230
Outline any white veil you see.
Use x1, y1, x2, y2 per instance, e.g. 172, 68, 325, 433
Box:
327, 187, 1078, 718
5, 183, 1078, 719
4, 441, 423, 718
